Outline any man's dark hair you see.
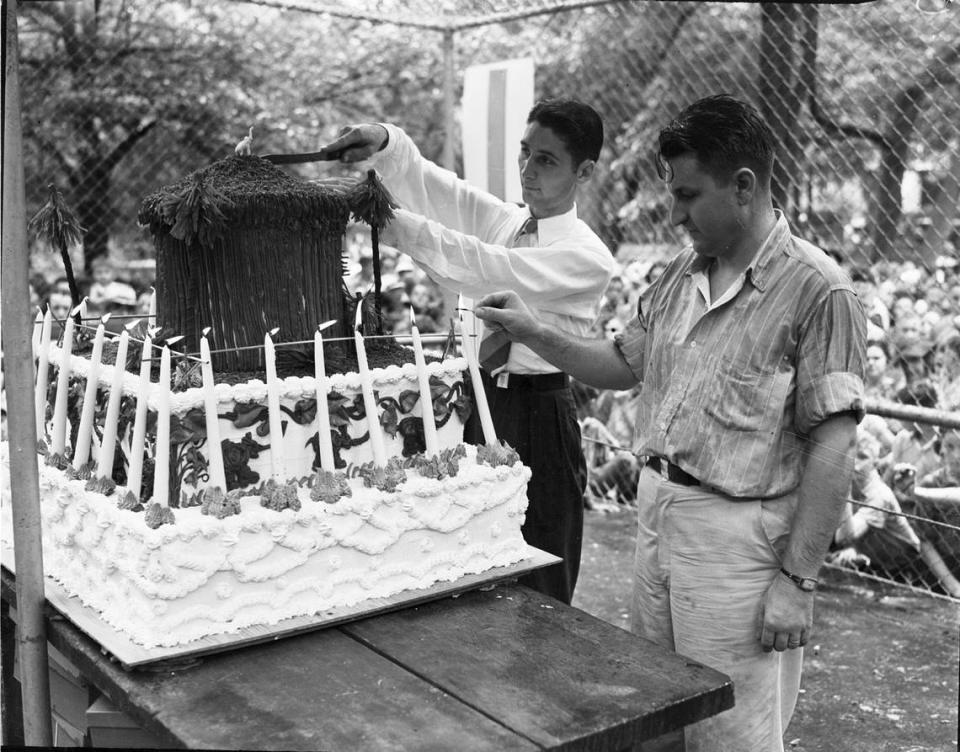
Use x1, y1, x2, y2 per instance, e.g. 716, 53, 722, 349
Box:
527, 99, 604, 166
656, 94, 775, 185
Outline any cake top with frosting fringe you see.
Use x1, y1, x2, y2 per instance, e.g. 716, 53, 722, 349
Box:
138, 156, 351, 246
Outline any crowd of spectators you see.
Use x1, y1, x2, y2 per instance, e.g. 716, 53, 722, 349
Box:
29, 255, 153, 336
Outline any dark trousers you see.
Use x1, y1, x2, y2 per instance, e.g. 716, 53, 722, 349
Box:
465, 371, 587, 604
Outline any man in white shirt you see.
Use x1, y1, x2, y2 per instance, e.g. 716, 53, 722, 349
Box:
319, 100, 615, 602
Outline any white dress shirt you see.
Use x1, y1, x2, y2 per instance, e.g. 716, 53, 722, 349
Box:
367, 123, 616, 375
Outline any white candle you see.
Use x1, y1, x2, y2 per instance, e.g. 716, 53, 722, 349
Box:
264, 330, 285, 480
410, 308, 439, 456
200, 331, 227, 491
148, 287, 157, 322
126, 334, 152, 499
354, 307, 387, 466
73, 315, 109, 469
96, 324, 132, 479
50, 307, 78, 456
34, 308, 52, 438
151, 344, 172, 506
314, 324, 336, 472
31, 309, 43, 359
459, 294, 497, 445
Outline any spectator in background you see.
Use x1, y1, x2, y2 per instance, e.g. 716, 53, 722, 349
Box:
919, 427, 960, 489
830, 429, 921, 574
892, 338, 935, 390
47, 290, 73, 336
891, 311, 923, 348
864, 340, 898, 401
933, 330, 960, 410
409, 281, 443, 333
850, 266, 891, 338
87, 257, 137, 317
884, 381, 942, 494
344, 250, 375, 295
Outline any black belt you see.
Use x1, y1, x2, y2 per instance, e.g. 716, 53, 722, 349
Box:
482, 370, 569, 392
646, 456, 702, 487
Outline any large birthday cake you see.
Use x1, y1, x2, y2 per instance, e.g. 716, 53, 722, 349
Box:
1, 154, 533, 650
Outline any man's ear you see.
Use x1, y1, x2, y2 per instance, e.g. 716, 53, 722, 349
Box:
733, 168, 757, 204
576, 159, 596, 183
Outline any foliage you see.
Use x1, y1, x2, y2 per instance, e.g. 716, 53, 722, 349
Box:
15, 0, 957, 274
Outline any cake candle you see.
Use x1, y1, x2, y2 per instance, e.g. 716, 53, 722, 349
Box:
264, 329, 285, 480
200, 329, 227, 491
458, 294, 497, 445
354, 305, 387, 466
34, 307, 52, 438
31, 309, 43, 360
73, 315, 109, 469
50, 305, 79, 456
152, 344, 172, 506
96, 322, 134, 480
410, 308, 439, 457
314, 321, 337, 472
126, 333, 153, 499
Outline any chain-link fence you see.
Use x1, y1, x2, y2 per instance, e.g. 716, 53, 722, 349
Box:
12, 0, 960, 599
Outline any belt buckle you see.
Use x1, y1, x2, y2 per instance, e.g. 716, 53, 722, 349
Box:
496, 372, 510, 389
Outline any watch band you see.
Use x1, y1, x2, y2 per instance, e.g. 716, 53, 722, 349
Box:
780, 567, 818, 591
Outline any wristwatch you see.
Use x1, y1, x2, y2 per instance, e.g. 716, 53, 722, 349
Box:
780, 567, 818, 592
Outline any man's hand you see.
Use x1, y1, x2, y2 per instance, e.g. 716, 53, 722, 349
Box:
474, 291, 541, 344
318, 124, 389, 163
891, 462, 917, 503
757, 575, 814, 652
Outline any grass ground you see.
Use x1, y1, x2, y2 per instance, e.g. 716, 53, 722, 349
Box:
573, 508, 960, 752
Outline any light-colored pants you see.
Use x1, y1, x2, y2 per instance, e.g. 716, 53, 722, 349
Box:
631, 466, 804, 752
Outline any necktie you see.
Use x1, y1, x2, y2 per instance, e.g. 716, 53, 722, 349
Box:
478, 216, 538, 374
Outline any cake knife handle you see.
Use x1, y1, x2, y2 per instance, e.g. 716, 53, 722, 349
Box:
261, 149, 344, 164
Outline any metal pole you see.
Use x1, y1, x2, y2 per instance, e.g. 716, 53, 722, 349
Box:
865, 398, 960, 431
441, 28, 455, 171
2, 0, 53, 745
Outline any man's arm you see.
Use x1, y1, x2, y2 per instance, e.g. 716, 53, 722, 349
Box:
758, 412, 857, 652
475, 291, 638, 390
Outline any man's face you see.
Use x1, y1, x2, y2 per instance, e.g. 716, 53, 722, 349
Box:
865, 345, 887, 379
518, 122, 586, 219
665, 154, 742, 259
895, 315, 921, 342
941, 430, 960, 481
92, 263, 113, 286
852, 438, 877, 487
49, 292, 71, 320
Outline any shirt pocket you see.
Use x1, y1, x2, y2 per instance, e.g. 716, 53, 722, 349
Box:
701, 353, 794, 434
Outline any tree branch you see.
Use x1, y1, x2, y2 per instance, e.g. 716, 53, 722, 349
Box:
103, 120, 158, 172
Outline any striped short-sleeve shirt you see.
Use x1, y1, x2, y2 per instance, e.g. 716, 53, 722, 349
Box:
615, 213, 866, 499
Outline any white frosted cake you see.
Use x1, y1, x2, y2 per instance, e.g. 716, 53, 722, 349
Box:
1, 439, 530, 649
2, 155, 535, 651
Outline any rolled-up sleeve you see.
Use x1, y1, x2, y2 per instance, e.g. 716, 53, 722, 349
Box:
613, 300, 649, 383
795, 287, 867, 434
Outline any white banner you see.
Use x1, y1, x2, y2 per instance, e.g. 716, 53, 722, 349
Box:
461, 58, 535, 203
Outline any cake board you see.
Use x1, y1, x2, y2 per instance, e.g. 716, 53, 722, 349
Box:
0, 541, 558, 669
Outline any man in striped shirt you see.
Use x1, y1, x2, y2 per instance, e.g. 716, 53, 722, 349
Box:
475, 95, 866, 751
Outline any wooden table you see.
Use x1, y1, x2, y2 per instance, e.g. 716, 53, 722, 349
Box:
1, 569, 733, 751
